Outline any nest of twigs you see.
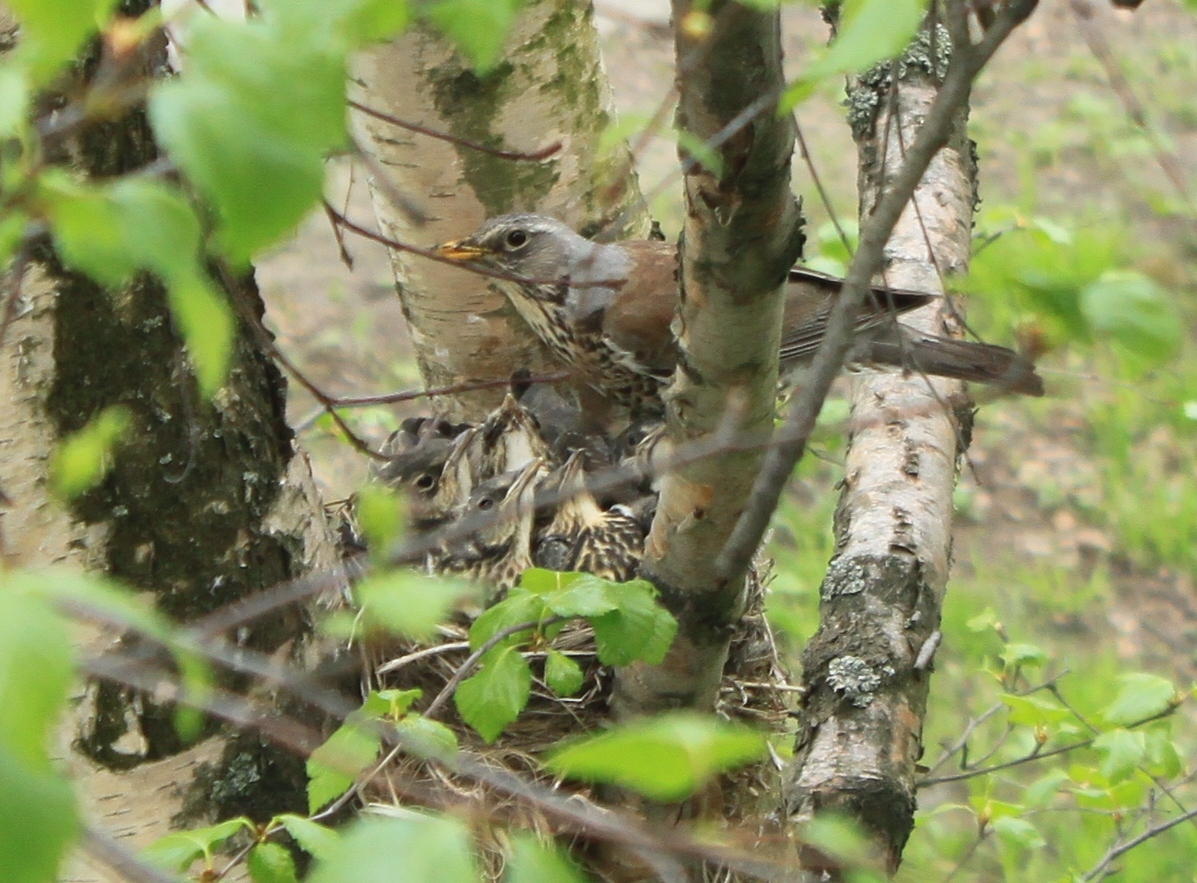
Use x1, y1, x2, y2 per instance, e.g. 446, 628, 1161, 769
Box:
357, 559, 800, 878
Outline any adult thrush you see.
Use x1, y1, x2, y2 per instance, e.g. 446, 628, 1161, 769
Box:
436, 213, 1044, 415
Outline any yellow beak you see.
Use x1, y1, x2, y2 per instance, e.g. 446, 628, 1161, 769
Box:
435, 239, 488, 261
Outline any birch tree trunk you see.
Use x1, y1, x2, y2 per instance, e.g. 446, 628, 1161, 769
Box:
351, 0, 650, 423
785, 24, 972, 872
612, 0, 805, 718
0, 7, 338, 878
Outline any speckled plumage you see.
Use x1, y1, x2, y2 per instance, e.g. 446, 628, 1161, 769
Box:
436, 213, 1045, 405
536, 452, 648, 583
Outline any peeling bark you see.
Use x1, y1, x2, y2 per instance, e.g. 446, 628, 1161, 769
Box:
785, 23, 974, 872
351, 0, 650, 423
612, 1, 804, 718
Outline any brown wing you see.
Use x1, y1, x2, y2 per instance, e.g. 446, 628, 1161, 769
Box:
779, 268, 936, 366
600, 239, 682, 375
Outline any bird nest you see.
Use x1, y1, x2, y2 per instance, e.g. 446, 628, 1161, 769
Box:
334, 386, 803, 876
361, 560, 799, 846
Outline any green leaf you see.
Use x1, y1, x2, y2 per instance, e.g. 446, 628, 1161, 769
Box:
151, 78, 324, 264
259, 0, 410, 47
44, 174, 196, 285
355, 569, 466, 640
165, 271, 235, 398
1001, 694, 1072, 730
0, 65, 30, 137
1094, 729, 1146, 784
799, 814, 876, 869
248, 841, 299, 883
971, 797, 1024, 822
590, 580, 677, 666
306, 719, 381, 813
543, 574, 619, 618
469, 588, 547, 650
0, 211, 28, 269
395, 714, 458, 762
335, 0, 412, 44
783, 0, 927, 108
675, 128, 724, 177
7, 0, 120, 84
999, 643, 1048, 671
992, 816, 1046, 851
546, 712, 767, 802
309, 815, 478, 883
0, 585, 73, 766
454, 646, 531, 742
507, 833, 588, 883
142, 818, 253, 872
49, 405, 130, 500
1144, 732, 1183, 779
544, 650, 584, 697
1023, 769, 1070, 807
420, 0, 524, 72
1101, 673, 1177, 726
147, 13, 349, 263
519, 568, 583, 595
275, 815, 340, 862
371, 688, 423, 718
0, 744, 79, 883
354, 484, 405, 554
965, 607, 999, 633
1080, 270, 1181, 364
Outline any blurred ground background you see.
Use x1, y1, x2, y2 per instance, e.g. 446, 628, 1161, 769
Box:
252, 2, 1197, 878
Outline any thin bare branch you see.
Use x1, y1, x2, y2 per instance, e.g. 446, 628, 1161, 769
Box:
1082, 804, 1197, 881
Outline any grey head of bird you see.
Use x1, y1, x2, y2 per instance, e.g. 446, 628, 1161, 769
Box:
436, 213, 631, 332
391, 425, 479, 535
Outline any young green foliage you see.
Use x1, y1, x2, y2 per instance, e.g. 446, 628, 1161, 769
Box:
450, 572, 678, 742
507, 833, 590, 883
5, 0, 120, 84
308, 814, 478, 883
419, 0, 525, 72
248, 841, 299, 883
783, 0, 929, 109
48, 406, 130, 499
141, 817, 254, 874
0, 574, 79, 883
353, 569, 473, 641
547, 712, 768, 802
455, 645, 533, 743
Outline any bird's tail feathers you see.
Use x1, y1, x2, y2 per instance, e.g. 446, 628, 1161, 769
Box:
863, 334, 1045, 396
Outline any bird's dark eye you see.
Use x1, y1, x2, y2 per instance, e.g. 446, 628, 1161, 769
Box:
415, 473, 436, 491
478, 497, 495, 511
505, 229, 528, 249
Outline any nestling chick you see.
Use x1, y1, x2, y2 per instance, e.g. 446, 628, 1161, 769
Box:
535, 451, 648, 583
433, 458, 546, 597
